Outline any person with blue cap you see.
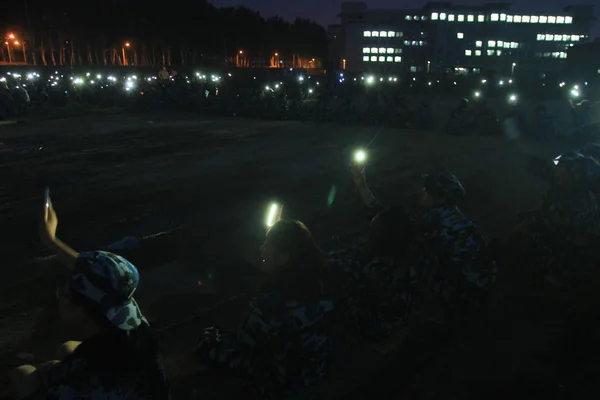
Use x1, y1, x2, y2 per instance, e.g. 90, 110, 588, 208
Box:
516, 151, 600, 286
350, 165, 496, 324
9, 200, 169, 399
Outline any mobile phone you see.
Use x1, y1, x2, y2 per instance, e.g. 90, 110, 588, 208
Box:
353, 149, 367, 164
44, 187, 50, 207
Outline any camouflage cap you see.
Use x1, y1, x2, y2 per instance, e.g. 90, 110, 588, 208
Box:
579, 143, 600, 162
422, 170, 466, 203
555, 151, 600, 184
70, 251, 147, 331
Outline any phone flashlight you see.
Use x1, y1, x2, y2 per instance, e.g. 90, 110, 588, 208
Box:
553, 155, 561, 166
266, 203, 282, 228
44, 187, 50, 208
353, 149, 367, 164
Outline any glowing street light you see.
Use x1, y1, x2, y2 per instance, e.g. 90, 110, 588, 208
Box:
511, 62, 516, 76
239, 50, 243, 54
8, 33, 14, 39
122, 42, 131, 66
13, 41, 19, 45
125, 42, 131, 47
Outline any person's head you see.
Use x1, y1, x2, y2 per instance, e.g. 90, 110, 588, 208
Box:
161, 66, 167, 71
366, 206, 415, 258
421, 170, 466, 207
57, 251, 147, 334
261, 220, 323, 273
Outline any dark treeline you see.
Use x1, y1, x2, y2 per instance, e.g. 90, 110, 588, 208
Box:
1, 0, 327, 66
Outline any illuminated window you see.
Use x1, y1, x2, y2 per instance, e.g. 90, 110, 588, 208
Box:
394, 56, 401, 62
504, 42, 510, 48
475, 50, 482, 56
458, 15, 465, 21
379, 47, 386, 53
496, 50, 502, 56
380, 31, 387, 37
372, 31, 379, 37
396, 32, 403, 37
405, 15, 412, 20
571, 35, 579, 41
422, 15, 428, 20
548, 16, 556, 23
467, 15, 474, 22
371, 47, 378, 53
476, 40, 482, 47
507, 15, 513, 22
540, 16, 547, 23
431, 12, 439, 20
364, 31, 371, 37
478, 15, 485, 22
557, 16, 565, 24
565, 16, 573, 24
395, 48, 402, 53
514, 15, 522, 23
531, 16, 539, 23
488, 40, 496, 47
457, 32, 464, 39
545, 34, 552, 41
448, 14, 455, 21
440, 13, 447, 20
363, 47, 370, 53
523, 16, 530, 23
554, 34, 561, 41
378, 56, 385, 62
370, 56, 377, 62
536, 34, 544, 41
500, 14, 507, 21
388, 31, 395, 37
491, 13, 499, 21
562, 35, 569, 41
465, 49, 472, 56
386, 56, 393, 62
487, 50, 494, 56
363, 56, 370, 62
387, 48, 394, 54
414, 16, 420, 20
419, 41, 424, 46
497, 40, 503, 47
404, 40, 409, 45
552, 52, 559, 58
412, 41, 417, 45
560, 52, 567, 58
511, 42, 518, 48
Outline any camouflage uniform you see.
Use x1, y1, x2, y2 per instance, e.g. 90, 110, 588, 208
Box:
518, 153, 600, 285
416, 172, 497, 310
45, 251, 169, 399
328, 244, 417, 340
197, 281, 334, 398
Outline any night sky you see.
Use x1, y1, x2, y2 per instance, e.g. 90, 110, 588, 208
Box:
211, 0, 599, 36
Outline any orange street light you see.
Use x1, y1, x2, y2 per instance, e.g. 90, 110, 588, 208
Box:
274, 52, 278, 56
239, 50, 243, 54
13, 41, 20, 45
125, 42, 131, 47
8, 33, 15, 39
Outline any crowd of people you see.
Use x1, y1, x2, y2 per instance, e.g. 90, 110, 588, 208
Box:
1, 67, 597, 138
8, 140, 600, 398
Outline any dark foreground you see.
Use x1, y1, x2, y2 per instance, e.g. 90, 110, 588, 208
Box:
0, 113, 572, 397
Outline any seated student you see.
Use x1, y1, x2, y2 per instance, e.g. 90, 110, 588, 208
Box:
197, 220, 334, 399
516, 152, 600, 286
353, 166, 496, 317
10, 202, 169, 400
328, 164, 417, 340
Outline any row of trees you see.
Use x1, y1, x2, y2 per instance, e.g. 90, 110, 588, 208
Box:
1, 0, 328, 67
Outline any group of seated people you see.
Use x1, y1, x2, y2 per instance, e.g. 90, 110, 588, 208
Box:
9, 144, 600, 399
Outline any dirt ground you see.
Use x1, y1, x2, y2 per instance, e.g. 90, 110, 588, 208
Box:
0, 111, 575, 397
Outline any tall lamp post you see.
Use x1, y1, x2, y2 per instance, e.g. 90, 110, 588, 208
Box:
511, 62, 516, 76
122, 42, 131, 66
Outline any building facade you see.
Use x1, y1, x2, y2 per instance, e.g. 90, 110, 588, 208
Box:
330, 2, 596, 76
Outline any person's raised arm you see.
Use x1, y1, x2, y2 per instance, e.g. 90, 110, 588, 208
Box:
351, 163, 384, 222
39, 203, 79, 270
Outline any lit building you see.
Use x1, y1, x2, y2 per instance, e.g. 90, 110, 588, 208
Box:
330, 2, 595, 76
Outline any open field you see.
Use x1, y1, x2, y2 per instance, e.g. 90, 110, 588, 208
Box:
0, 112, 573, 397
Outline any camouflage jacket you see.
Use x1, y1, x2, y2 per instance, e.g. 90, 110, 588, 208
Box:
417, 205, 496, 292
45, 332, 170, 400
328, 245, 416, 339
197, 283, 334, 397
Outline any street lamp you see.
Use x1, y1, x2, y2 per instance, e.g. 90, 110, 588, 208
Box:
122, 42, 131, 66
511, 62, 516, 76
8, 33, 14, 39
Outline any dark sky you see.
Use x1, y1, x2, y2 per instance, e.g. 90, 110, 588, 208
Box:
211, 0, 599, 36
